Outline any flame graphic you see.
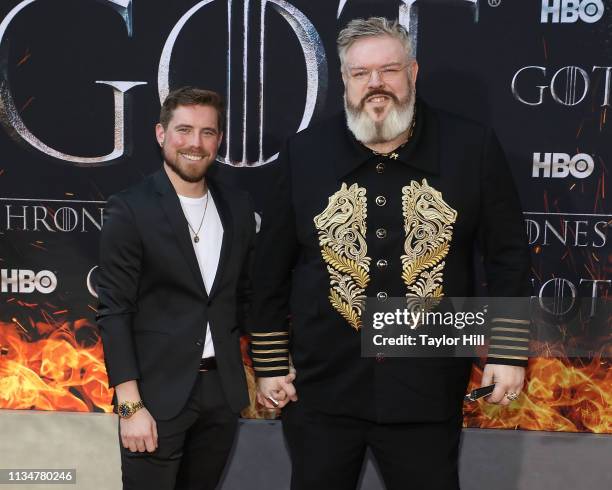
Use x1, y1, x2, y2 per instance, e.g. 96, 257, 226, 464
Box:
464, 356, 611, 433
2, 311, 609, 433
0, 316, 112, 413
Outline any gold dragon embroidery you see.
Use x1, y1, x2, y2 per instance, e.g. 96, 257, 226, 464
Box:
401, 179, 457, 303
314, 183, 370, 331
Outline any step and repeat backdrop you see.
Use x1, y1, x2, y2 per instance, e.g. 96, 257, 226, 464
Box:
0, 0, 609, 432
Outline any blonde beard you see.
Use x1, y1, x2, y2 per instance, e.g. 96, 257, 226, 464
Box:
344, 94, 415, 145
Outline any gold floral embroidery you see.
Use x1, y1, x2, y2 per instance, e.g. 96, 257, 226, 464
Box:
314, 183, 370, 330
401, 179, 457, 301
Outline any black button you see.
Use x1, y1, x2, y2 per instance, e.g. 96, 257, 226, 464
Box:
376, 228, 387, 239
375, 196, 387, 207
376, 162, 385, 174
376, 259, 388, 269
195, 339, 203, 347
377, 292, 388, 301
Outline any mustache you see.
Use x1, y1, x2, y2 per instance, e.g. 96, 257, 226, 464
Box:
359, 90, 399, 109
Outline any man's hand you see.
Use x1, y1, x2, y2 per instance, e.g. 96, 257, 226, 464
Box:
481, 364, 525, 406
256, 372, 298, 409
120, 407, 158, 452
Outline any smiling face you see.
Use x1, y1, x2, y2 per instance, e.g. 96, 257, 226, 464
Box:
342, 34, 418, 144
155, 104, 223, 183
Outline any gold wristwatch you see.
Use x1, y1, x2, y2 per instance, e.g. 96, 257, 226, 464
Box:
117, 400, 144, 419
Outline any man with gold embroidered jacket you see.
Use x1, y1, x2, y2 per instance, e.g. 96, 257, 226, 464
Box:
249, 17, 531, 490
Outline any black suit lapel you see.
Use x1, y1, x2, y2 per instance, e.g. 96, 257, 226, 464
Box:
153, 170, 208, 298
207, 175, 233, 299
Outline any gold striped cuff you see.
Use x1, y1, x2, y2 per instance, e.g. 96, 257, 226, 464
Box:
491, 318, 530, 325
251, 339, 289, 345
250, 332, 290, 375
491, 326, 530, 334
251, 357, 289, 363
490, 336, 529, 343
251, 348, 289, 354
253, 366, 290, 372
489, 344, 529, 351
487, 353, 528, 361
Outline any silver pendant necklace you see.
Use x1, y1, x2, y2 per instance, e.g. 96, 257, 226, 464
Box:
185, 193, 209, 243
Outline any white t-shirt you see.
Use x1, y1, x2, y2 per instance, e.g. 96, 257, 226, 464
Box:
178, 191, 224, 359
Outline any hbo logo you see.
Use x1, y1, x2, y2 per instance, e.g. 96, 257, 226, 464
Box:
532, 153, 595, 178
0, 269, 57, 294
541, 0, 605, 23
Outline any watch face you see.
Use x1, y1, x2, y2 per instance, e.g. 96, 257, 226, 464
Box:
118, 404, 130, 418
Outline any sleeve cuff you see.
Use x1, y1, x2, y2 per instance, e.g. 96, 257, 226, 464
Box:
250, 331, 290, 377
486, 317, 530, 367
486, 355, 528, 367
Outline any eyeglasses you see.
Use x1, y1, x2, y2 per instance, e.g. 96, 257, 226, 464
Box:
347, 64, 410, 84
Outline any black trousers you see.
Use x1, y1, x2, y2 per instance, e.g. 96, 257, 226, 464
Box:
282, 402, 462, 490
120, 370, 238, 490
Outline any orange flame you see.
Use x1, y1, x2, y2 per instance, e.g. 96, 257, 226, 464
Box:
2, 313, 609, 433
463, 356, 612, 433
0, 318, 113, 412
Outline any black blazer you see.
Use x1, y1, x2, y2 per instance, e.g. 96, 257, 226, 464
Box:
249, 100, 531, 423
96, 168, 254, 420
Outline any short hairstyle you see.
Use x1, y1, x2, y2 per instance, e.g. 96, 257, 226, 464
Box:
159, 87, 225, 131
337, 17, 414, 71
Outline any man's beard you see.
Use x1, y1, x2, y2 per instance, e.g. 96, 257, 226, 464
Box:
163, 146, 211, 184
344, 83, 415, 145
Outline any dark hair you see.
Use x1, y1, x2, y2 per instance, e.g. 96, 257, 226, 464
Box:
159, 87, 225, 131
